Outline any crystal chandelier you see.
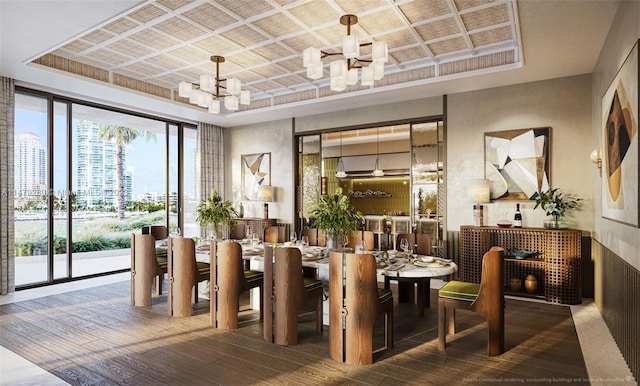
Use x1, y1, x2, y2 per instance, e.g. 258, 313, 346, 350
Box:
178, 55, 250, 114
302, 14, 388, 92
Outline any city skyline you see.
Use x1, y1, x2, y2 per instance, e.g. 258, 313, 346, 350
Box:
15, 107, 197, 205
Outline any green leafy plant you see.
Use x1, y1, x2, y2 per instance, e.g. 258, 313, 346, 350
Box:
195, 190, 237, 237
534, 188, 582, 222
311, 187, 362, 249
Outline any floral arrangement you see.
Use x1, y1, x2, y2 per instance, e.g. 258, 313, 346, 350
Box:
534, 188, 582, 221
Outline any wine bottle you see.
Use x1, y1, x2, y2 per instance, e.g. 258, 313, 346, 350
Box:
514, 203, 522, 228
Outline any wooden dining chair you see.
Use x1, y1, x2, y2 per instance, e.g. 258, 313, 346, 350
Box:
300, 228, 318, 246
210, 241, 264, 329
438, 246, 505, 356
395, 233, 415, 252
347, 230, 374, 251
416, 233, 431, 255
263, 225, 284, 243
141, 225, 169, 295
142, 225, 168, 240
229, 223, 246, 240
167, 237, 210, 317
131, 233, 166, 306
329, 251, 393, 365
263, 245, 323, 345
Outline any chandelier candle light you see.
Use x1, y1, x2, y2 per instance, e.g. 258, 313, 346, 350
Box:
178, 55, 250, 114
303, 14, 388, 92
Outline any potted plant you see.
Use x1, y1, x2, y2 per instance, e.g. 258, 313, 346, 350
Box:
534, 188, 582, 229
196, 190, 237, 239
312, 187, 362, 250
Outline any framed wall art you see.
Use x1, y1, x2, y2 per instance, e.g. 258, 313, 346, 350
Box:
601, 39, 639, 227
484, 127, 551, 200
241, 152, 271, 201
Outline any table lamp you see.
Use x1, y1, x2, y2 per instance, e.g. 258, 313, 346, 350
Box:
467, 179, 490, 226
257, 185, 273, 219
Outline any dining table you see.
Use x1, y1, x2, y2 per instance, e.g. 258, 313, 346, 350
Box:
233, 241, 457, 325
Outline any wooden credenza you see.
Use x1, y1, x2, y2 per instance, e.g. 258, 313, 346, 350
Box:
459, 225, 582, 304
233, 217, 276, 240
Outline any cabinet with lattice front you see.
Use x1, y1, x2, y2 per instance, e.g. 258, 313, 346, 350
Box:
459, 226, 582, 304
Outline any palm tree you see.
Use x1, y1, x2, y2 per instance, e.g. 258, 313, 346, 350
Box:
98, 124, 156, 219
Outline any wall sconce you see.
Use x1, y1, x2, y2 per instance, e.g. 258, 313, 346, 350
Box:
590, 148, 602, 169
467, 179, 491, 226
257, 185, 273, 219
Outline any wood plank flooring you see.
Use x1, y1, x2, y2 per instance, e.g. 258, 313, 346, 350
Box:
0, 281, 589, 385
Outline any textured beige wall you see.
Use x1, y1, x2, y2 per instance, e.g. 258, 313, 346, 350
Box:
591, 0, 640, 273
447, 74, 593, 232
224, 119, 294, 223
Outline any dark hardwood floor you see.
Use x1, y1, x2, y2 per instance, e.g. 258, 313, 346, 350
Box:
0, 280, 588, 385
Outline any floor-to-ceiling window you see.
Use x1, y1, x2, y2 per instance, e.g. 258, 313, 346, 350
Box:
14, 89, 194, 287
14, 93, 49, 285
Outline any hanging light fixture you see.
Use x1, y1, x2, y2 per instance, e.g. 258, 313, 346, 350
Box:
302, 14, 388, 92
178, 55, 250, 114
372, 128, 384, 177
336, 132, 347, 178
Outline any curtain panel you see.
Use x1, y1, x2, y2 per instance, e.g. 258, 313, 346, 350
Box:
196, 122, 224, 235
0, 77, 15, 294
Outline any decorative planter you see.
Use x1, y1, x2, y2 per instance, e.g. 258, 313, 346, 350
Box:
544, 217, 570, 229
509, 278, 522, 292
524, 275, 538, 293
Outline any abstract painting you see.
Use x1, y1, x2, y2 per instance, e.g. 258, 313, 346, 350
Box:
601, 40, 639, 227
484, 127, 551, 200
241, 152, 270, 201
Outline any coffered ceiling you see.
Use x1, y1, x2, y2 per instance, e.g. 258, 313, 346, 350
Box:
28, 0, 522, 115
1, 0, 621, 126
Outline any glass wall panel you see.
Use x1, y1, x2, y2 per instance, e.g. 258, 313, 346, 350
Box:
168, 124, 178, 235
14, 93, 49, 286
411, 120, 445, 257
298, 135, 320, 224
70, 104, 166, 277
53, 101, 69, 280
182, 126, 198, 238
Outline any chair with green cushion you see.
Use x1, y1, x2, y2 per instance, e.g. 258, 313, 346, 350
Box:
329, 251, 393, 365
262, 245, 323, 345
210, 241, 264, 329
438, 246, 505, 356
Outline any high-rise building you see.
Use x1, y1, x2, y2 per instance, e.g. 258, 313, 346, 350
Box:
15, 132, 46, 198
73, 120, 120, 209
124, 166, 134, 202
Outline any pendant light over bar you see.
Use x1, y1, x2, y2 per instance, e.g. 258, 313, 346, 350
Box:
178, 55, 250, 114
303, 14, 388, 92
372, 128, 384, 177
336, 132, 347, 178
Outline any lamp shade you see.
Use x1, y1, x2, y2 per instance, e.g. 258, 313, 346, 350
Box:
361, 65, 375, 86
342, 35, 359, 59
178, 82, 193, 98
224, 95, 239, 111
208, 99, 220, 114
257, 185, 273, 202
467, 179, 491, 203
